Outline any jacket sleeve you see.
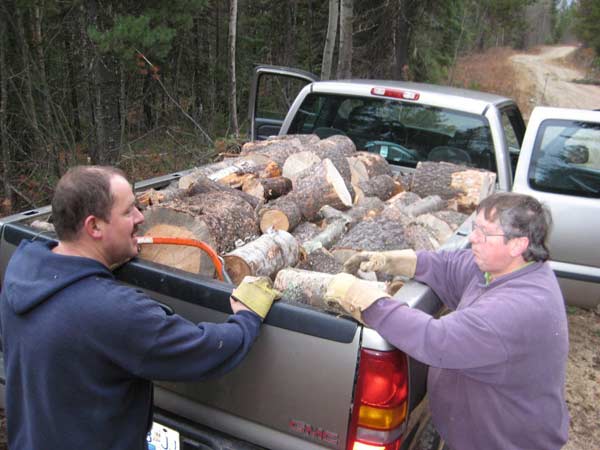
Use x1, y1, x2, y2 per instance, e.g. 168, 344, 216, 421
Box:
362, 298, 508, 376
94, 284, 262, 382
414, 249, 480, 310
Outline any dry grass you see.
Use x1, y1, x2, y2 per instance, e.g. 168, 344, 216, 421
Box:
451, 47, 536, 117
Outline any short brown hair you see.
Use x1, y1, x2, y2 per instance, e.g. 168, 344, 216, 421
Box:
51, 166, 127, 241
477, 192, 552, 262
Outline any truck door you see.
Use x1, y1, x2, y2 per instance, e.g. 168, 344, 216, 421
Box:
249, 65, 318, 141
513, 107, 600, 309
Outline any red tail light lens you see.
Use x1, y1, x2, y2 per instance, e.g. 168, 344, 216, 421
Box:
370, 87, 420, 101
347, 349, 408, 450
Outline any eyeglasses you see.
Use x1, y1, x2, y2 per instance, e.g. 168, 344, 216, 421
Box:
471, 223, 506, 242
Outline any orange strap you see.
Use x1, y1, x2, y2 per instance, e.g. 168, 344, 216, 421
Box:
137, 237, 226, 281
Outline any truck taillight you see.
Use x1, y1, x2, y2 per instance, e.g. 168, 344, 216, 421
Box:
370, 87, 420, 101
347, 349, 408, 450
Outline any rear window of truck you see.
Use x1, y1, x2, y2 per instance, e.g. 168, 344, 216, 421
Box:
287, 93, 495, 171
528, 119, 600, 198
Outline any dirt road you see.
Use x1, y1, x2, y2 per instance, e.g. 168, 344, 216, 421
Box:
511, 45, 600, 110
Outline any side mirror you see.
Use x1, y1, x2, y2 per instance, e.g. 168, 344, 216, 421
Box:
561, 145, 589, 164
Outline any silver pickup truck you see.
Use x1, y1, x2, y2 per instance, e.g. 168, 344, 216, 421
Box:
0, 66, 598, 450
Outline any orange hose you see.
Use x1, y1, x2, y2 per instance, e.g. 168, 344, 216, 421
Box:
138, 237, 226, 281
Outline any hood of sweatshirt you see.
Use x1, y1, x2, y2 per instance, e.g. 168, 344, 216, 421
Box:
3, 240, 112, 315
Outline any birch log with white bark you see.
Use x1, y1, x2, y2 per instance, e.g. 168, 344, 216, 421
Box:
224, 229, 300, 285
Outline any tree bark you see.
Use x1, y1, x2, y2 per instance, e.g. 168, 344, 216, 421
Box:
242, 176, 293, 201
274, 268, 387, 311
410, 161, 496, 213
321, 0, 339, 80
0, 7, 11, 209
85, 0, 121, 165
224, 229, 300, 285
337, 0, 353, 79
228, 0, 239, 136
141, 191, 260, 255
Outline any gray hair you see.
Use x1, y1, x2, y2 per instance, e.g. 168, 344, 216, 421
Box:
477, 192, 552, 262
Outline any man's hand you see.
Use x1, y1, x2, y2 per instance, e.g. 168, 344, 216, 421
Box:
344, 249, 417, 277
325, 273, 391, 323
230, 276, 281, 320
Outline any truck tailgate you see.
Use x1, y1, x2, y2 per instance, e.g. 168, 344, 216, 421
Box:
0, 221, 361, 450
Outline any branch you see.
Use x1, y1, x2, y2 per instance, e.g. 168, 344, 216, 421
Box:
135, 50, 213, 145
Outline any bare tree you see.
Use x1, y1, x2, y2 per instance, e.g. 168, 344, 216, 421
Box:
228, 0, 239, 137
337, 0, 353, 79
0, 5, 11, 208
321, 0, 339, 80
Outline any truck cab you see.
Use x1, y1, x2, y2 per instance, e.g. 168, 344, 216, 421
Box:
250, 65, 525, 191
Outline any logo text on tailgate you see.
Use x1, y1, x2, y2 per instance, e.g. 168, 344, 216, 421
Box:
289, 419, 339, 447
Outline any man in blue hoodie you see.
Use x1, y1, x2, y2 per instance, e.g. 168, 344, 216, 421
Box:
0, 166, 278, 450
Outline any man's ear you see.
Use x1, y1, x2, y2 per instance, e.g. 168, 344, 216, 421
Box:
82, 215, 103, 240
510, 236, 529, 258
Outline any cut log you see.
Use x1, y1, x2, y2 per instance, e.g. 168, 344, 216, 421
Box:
274, 268, 388, 311
410, 161, 496, 213
224, 229, 300, 285
404, 223, 440, 251
138, 209, 218, 277
353, 174, 397, 203
141, 191, 259, 258
242, 176, 293, 201
291, 221, 322, 243
348, 157, 369, 185
282, 151, 322, 183
293, 158, 353, 221
404, 195, 446, 217
186, 175, 262, 210
178, 153, 271, 189
301, 217, 348, 254
136, 182, 181, 209
415, 214, 454, 243
240, 138, 311, 166
241, 134, 320, 153
259, 196, 303, 233
432, 210, 469, 231
351, 152, 393, 178
334, 216, 409, 251
295, 247, 343, 274
314, 134, 356, 156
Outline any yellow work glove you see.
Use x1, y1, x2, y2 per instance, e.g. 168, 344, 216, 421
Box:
231, 276, 281, 319
343, 249, 417, 278
325, 273, 391, 323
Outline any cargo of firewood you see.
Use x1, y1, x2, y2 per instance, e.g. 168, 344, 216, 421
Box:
135, 134, 495, 316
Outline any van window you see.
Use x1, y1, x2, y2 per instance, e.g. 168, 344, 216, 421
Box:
528, 119, 600, 198
287, 93, 495, 170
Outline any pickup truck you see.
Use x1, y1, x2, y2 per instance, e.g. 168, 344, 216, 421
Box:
0, 65, 598, 450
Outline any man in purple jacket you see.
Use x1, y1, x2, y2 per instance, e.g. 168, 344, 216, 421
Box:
327, 192, 569, 450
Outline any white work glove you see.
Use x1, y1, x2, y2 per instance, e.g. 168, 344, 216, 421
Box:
344, 249, 417, 278
325, 273, 390, 323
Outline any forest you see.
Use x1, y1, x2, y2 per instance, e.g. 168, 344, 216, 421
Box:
0, 0, 596, 213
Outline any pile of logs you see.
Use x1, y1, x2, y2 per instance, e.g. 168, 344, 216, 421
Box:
136, 134, 496, 313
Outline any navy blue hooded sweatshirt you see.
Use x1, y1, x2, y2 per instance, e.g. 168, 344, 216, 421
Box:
0, 240, 261, 450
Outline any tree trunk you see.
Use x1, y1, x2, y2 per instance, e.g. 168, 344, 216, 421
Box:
336, 0, 353, 79
321, 0, 339, 80
392, 1, 415, 80
224, 229, 300, 285
0, 8, 11, 210
228, 0, 239, 136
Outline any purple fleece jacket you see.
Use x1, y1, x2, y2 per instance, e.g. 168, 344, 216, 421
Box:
362, 249, 569, 450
